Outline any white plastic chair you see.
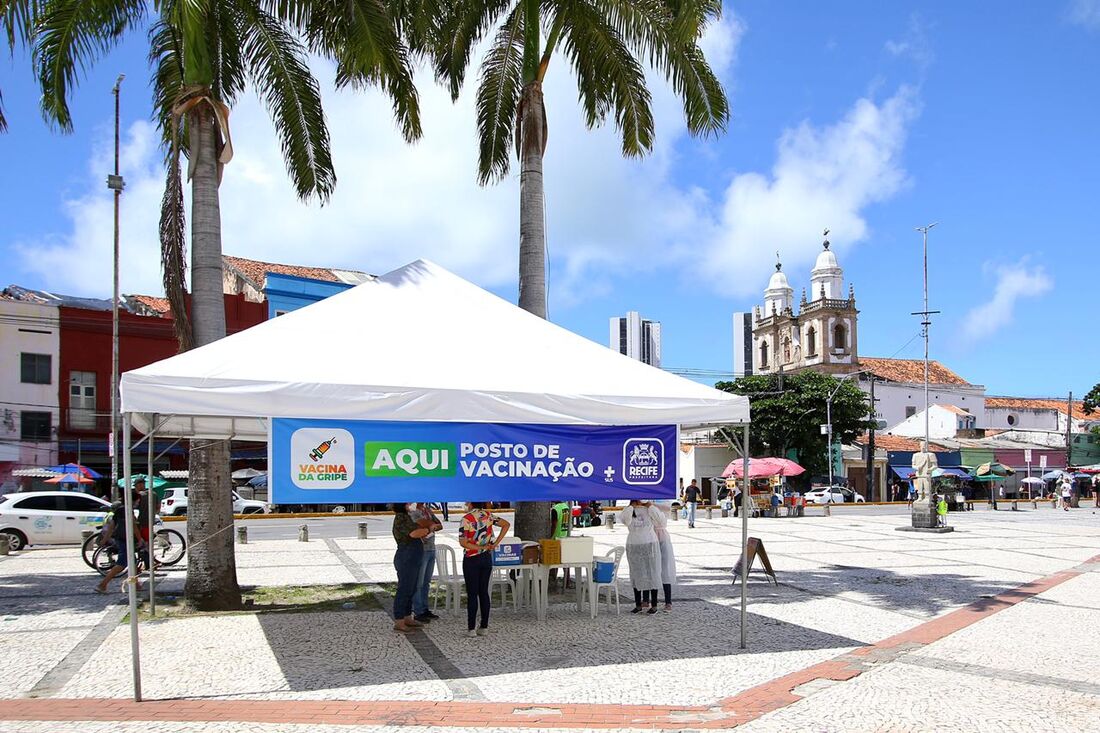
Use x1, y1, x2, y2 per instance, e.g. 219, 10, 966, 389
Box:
583, 547, 625, 618
433, 544, 465, 614
490, 567, 518, 611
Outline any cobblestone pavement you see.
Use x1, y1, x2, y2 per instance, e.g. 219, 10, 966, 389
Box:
0, 505, 1097, 730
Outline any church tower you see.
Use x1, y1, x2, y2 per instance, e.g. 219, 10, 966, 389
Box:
751, 231, 860, 376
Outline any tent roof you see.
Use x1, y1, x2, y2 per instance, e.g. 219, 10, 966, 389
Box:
121, 260, 749, 438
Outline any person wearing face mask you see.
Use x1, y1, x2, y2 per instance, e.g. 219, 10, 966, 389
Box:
618, 500, 663, 614
392, 503, 431, 633
458, 502, 510, 637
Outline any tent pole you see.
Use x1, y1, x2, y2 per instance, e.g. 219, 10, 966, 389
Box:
147, 414, 156, 616
122, 413, 143, 701
740, 424, 750, 650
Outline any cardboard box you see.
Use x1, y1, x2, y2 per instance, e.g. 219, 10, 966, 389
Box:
559, 536, 594, 564
521, 543, 541, 565
492, 541, 523, 566
539, 539, 561, 565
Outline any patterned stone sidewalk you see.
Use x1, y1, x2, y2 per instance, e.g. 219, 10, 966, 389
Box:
1, 508, 1098, 730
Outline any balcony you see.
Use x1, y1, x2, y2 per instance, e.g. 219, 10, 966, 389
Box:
66, 408, 111, 432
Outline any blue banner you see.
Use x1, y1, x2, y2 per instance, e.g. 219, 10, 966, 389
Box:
270, 419, 677, 504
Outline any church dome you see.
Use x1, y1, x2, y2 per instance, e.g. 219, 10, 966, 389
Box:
813, 247, 839, 272
767, 267, 791, 291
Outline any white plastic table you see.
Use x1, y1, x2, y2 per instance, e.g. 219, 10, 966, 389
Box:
535, 562, 591, 622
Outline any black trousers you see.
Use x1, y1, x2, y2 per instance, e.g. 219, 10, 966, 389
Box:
634, 588, 658, 607
462, 551, 493, 630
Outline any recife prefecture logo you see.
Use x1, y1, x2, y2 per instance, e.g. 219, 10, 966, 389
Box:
291, 428, 354, 489
623, 438, 664, 485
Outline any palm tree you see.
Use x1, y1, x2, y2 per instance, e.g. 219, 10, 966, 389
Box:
35, 0, 421, 609
424, 0, 729, 539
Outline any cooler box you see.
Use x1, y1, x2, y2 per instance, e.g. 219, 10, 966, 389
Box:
492, 541, 523, 566
521, 542, 541, 564
592, 559, 615, 583
559, 536, 594, 564
539, 539, 562, 565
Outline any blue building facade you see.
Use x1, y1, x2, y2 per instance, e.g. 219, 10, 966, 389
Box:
263, 273, 353, 319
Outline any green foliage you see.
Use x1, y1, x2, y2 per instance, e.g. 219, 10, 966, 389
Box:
1084, 383, 1100, 415
715, 372, 875, 477
426, 0, 730, 184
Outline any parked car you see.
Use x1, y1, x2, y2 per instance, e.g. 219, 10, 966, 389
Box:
804, 486, 866, 504
161, 488, 271, 516
0, 491, 112, 550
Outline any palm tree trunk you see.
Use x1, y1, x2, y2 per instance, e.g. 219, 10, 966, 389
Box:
514, 81, 552, 541
183, 105, 241, 610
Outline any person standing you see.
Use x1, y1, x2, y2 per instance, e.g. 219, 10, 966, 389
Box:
652, 503, 677, 612
410, 503, 443, 624
683, 479, 701, 528
618, 500, 663, 614
459, 502, 510, 638
391, 503, 429, 633
936, 494, 948, 527
1061, 479, 1073, 511
732, 482, 742, 517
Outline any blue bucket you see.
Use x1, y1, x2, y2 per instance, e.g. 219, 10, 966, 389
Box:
593, 560, 615, 584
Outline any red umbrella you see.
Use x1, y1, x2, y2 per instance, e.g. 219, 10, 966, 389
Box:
722, 457, 784, 479
767, 458, 806, 476
44, 473, 94, 484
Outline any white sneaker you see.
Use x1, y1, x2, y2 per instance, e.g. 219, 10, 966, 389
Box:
476, 628, 488, 637
464, 630, 478, 638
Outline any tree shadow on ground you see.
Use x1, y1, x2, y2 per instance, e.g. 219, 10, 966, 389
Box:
0, 569, 186, 617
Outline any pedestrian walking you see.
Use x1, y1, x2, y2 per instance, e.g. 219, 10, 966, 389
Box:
935, 495, 948, 527
391, 503, 428, 633
1061, 479, 1073, 511
906, 482, 917, 507
618, 500, 663, 614
458, 502, 510, 637
652, 505, 677, 612
683, 479, 701, 527
732, 483, 742, 517
409, 503, 443, 624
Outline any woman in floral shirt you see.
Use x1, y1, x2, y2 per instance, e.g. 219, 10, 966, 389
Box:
458, 502, 510, 638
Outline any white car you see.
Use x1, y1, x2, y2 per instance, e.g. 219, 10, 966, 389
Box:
0, 491, 112, 550
803, 486, 866, 504
161, 487, 270, 516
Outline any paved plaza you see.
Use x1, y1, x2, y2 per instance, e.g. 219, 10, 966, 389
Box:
0, 505, 1098, 731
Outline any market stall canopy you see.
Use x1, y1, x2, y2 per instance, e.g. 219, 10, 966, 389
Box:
121, 260, 749, 438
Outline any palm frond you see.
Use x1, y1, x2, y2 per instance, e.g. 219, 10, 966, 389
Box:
149, 17, 185, 152
0, 88, 7, 132
666, 40, 726, 136
34, 0, 147, 131
293, 0, 421, 142
159, 127, 194, 351
556, 0, 653, 156
431, 0, 514, 100
205, 0, 246, 106
475, 4, 523, 184
3, 0, 42, 51
235, 0, 335, 201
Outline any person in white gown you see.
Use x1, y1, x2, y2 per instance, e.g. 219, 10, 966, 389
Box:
618, 500, 664, 615
653, 504, 677, 612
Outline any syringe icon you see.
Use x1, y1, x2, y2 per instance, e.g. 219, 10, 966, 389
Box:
309, 437, 337, 462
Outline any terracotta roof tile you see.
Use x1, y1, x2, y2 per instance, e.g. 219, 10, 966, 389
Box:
985, 397, 1085, 417
859, 357, 971, 385
854, 433, 953, 452
223, 255, 361, 287
941, 404, 971, 416
127, 294, 172, 316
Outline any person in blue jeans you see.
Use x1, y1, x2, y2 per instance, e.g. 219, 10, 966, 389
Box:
410, 503, 443, 623
459, 502, 510, 637
683, 479, 701, 527
391, 503, 428, 633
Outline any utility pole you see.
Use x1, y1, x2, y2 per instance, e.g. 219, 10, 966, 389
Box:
866, 376, 876, 501
107, 74, 126, 501
1066, 391, 1074, 471
913, 223, 940, 452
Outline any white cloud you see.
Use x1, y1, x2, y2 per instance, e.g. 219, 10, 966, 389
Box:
1068, 0, 1100, 30
12, 15, 745, 305
696, 86, 920, 296
961, 260, 1053, 339
885, 13, 935, 70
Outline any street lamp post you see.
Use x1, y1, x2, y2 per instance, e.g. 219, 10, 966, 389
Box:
107, 75, 126, 501
914, 223, 939, 452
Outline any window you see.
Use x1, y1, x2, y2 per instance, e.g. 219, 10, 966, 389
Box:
12, 495, 60, 511
21, 411, 52, 441
806, 326, 817, 357
68, 371, 97, 430
833, 324, 846, 350
759, 341, 769, 368
1007, 414, 1017, 426
20, 353, 51, 384
59, 495, 108, 513
905, 406, 917, 418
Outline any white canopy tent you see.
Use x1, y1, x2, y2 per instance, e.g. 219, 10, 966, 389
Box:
121, 259, 748, 434
115, 259, 753, 702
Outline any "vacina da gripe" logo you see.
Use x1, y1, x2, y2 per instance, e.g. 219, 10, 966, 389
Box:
290, 428, 355, 489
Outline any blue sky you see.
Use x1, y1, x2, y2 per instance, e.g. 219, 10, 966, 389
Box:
1, 2, 1098, 398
